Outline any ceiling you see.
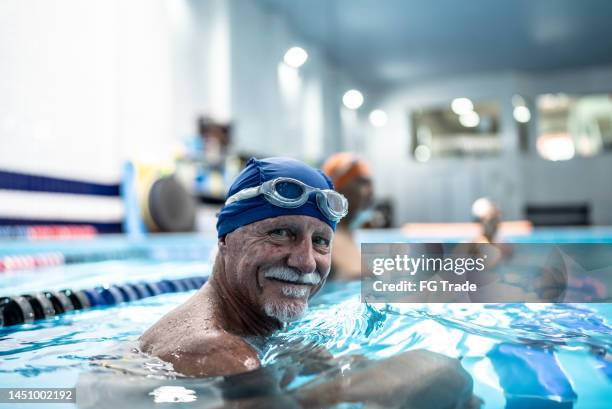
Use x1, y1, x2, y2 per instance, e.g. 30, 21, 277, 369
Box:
257, 0, 612, 86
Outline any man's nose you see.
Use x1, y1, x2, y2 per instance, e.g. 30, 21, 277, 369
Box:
287, 237, 317, 274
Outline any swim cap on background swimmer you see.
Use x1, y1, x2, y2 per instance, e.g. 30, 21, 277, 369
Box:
216, 157, 337, 237
321, 152, 371, 191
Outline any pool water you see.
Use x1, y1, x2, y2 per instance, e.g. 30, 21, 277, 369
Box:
1, 231, 611, 408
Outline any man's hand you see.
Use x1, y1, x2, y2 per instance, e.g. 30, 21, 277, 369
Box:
294, 350, 481, 409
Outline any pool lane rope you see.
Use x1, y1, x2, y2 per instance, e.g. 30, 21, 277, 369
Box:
0, 248, 149, 273
0, 252, 66, 272
0, 276, 207, 328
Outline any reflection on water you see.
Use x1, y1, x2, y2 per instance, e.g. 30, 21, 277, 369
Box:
1, 282, 611, 408
149, 386, 198, 403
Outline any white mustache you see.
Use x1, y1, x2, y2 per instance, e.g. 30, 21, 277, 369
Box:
264, 266, 322, 285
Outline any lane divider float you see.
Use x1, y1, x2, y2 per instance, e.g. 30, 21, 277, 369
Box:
0, 275, 207, 328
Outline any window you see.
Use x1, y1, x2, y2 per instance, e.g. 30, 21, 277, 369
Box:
536, 93, 612, 161
411, 99, 501, 161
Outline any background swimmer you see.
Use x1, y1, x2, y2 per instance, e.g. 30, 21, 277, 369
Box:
471, 197, 502, 244
322, 152, 374, 280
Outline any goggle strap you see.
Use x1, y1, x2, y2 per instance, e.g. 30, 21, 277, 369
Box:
225, 186, 260, 205
225, 178, 348, 221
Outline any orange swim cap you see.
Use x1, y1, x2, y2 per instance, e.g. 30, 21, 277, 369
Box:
321, 152, 371, 190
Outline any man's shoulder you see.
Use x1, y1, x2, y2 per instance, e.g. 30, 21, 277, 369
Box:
161, 330, 261, 377
181, 330, 256, 356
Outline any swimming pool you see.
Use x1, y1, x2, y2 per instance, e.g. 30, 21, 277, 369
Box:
1, 229, 611, 408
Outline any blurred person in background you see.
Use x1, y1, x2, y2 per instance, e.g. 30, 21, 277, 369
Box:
468, 197, 513, 269
471, 197, 502, 244
198, 116, 232, 167
322, 152, 374, 280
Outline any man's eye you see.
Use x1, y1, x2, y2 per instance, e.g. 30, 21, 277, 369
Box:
269, 228, 292, 238
313, 236, 330, 247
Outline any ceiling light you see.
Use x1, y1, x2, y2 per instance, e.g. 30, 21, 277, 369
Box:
414, 145, 431, 162
459, 111, 480, 127
369, 109, 388, 127
342, 89, 364, 110
283, 47, 308, 68
513, 106, 531, 123
451, 98, 474, 115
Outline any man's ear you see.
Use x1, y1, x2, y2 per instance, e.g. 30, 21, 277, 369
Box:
218, 235, 227, 256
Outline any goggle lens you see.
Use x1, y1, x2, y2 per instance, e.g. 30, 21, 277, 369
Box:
325, 192, 346, 214
275, 181, 305, 199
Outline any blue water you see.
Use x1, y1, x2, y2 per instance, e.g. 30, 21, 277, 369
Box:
1, 230, 611, 408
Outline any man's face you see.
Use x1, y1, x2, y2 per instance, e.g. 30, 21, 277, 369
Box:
219, 215, 333, 323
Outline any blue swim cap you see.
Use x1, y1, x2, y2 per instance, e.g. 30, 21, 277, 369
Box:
216, 157, 337, 237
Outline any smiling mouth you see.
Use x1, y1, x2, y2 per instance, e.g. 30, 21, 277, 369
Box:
263, 267, 322, 286
266, 278, 311, 299
266, 277, 311, 286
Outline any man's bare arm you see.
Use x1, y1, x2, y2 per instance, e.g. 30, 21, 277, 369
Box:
294, 350, 480, 409
153, 332, 261, 377
222, 350, 480, 409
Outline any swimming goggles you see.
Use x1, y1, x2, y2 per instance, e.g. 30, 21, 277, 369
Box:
225, 177, 348, 222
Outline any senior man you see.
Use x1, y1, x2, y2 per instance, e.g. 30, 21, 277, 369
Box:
140, 157, 344, 376
140, 157, 479, 408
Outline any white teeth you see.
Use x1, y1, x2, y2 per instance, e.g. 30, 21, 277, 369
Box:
264, 267, 321, 285
264, 267, 300, 282
281, 286, 309, 298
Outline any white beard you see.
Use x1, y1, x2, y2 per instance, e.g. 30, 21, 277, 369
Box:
261, 266, 319, 322
264, 299, 307, 323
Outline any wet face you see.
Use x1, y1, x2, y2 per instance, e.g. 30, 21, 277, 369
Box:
219, 215, 333, 323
